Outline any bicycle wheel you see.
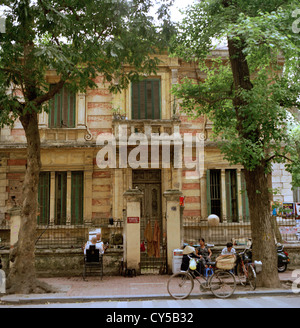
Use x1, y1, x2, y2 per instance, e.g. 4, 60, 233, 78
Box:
209, 270, 236, 299
167, 272, 194, 300
236, 262, 246, 286
247, 264, 256, 290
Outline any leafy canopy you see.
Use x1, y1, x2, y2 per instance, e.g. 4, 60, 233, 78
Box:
170, 0, 300, 172
0, 0, 174, 125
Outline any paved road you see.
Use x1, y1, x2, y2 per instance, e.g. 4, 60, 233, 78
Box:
1, 295, 300, 308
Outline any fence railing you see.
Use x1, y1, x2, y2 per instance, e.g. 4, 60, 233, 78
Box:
1, 217, 299, 250
183, 217, 300, 246
0, 218, 124, 250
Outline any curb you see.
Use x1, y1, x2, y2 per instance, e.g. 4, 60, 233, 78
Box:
0, 288, 297, 305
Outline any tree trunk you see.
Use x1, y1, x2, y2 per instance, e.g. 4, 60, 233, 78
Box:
244, 166, 281, 288
6, 112, 55, 294
227, 37, 281, 288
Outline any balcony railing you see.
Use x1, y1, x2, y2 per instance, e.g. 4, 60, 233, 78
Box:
112, 118, 181, 140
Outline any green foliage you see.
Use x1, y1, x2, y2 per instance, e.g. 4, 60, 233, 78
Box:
171, 0, 300, 173
0, 0, 174, 126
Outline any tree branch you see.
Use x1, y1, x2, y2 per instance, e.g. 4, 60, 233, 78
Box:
266, 154, 293, 163
33, 79, 66, 107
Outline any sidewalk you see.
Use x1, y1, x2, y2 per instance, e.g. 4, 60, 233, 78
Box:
1, 270, 299, 305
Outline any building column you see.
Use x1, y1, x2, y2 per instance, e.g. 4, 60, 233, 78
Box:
9, 206, 22, 248
66, 172, 72, 225
123, 188, 143, 274
84, 170, 93, 225
200, 171, 207, 219
237, 169, 243, 223
49, 171, 55, 225
163, 189, 183, 274
77, 93, 86, 127
221, 169, 227, 223
8, 206, 22, 269
113, 169, 124, 219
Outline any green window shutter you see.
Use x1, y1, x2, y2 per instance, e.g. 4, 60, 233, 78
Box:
37, 172, 50, 225
71, 171, 84, 225
55, 172, 67, 225
206, 169, 211, 216
132, 79, 161, 120
49, 86, 76, 128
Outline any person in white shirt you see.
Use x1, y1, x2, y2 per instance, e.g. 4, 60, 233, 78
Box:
96, 233, 108, 252
221, 242, 236, 256
84, 237, 104, 255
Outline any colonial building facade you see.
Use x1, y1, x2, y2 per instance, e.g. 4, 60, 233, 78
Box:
0, 50, 295, 273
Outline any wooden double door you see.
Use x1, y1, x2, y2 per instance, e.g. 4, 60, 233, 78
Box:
133, 170, 165, 272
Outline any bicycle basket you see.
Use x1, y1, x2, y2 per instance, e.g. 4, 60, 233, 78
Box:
215, 255, 236, 270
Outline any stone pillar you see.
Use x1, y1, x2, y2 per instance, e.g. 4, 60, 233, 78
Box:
200, 171, 207, 219
163, 189, 183, 273
49, 171, 55, 225
237, 169, 243, 223
66, 171, 72, 225
123, 188, 143, 274
221, 169, 227, 223
77, 93, 86, 127
84, 170, 93, 225
9, 206, 22, 248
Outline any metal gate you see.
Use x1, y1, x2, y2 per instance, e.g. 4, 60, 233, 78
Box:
132, 170, 167, 274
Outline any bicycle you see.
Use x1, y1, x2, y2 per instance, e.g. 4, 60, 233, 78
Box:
167, 255, 236, 299
236, 248, 256, 290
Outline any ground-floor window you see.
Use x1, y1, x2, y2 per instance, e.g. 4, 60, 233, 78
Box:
207, 169, 249, 222
38, 171, 84, 225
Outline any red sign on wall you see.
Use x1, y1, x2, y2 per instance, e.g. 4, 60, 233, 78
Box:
127, 217, 140, 224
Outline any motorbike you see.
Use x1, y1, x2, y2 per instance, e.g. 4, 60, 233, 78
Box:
277, 243, 290, 273
241, 243, 290, 273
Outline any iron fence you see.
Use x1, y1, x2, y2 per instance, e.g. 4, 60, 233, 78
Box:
35, 218, 124, 249
183, 218, 252, 247
1, 216, 299, 250
183, 217, 300, 247
0, 218, 124, 250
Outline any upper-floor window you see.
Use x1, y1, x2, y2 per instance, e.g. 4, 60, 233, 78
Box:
49, 86, 76, 128
131, 79, 161, 120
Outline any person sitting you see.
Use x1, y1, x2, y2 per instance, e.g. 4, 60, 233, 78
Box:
219, 242, 236, 273
196, 238, 212, 274
96, 233, 108, 252
84, 237, 104, 256
221, 242, 236, 256
181, 245, 201, 275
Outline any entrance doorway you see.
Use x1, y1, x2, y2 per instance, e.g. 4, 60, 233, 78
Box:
132, 170, 166, 274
